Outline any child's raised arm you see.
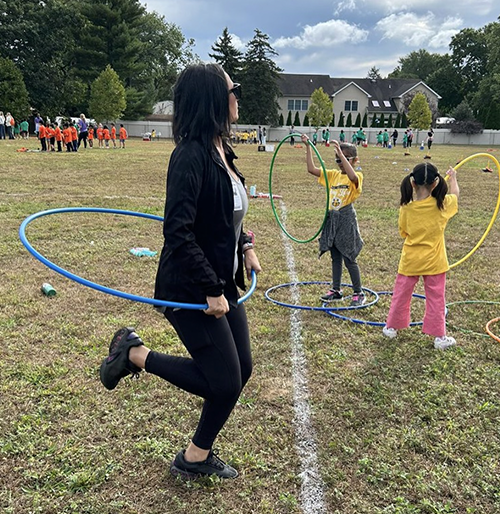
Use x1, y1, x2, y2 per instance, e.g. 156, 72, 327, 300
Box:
301, 134, 321, 177
446, 167, 459, 198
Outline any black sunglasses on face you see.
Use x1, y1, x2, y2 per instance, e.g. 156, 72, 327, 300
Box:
229, 83, 242, 100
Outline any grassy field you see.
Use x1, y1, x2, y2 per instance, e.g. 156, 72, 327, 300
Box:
0, 136, 499, 514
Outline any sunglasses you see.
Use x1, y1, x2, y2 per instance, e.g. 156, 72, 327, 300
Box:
229, 83, 242, 100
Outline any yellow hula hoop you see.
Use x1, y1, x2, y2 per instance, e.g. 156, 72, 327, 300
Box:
447, 153, 500, 269
485, 317, 500, 343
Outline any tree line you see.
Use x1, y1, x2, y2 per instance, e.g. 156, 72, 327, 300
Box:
0, 2, 498, 129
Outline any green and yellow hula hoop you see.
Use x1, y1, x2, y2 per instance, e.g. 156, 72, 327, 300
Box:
448, 153, 500, 269
269, 133, 330, 244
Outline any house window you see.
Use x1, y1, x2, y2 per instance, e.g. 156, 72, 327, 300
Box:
344, 100, 358, 111
288, 99, 309, 111
383, 100, 391, 108
288, 100, 294, 110
302, 100, 308, 111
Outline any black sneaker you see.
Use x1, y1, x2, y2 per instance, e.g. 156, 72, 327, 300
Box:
99, 327, 144, 390
320, 289, 343, 302
170, 449, 238, 479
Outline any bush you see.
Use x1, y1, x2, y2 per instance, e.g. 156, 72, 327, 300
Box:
449, 120, 483, 134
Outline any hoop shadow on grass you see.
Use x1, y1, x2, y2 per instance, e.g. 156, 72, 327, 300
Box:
19, 207, 256, 310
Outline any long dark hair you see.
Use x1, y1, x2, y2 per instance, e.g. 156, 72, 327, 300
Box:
400, 162, 448, 210
172, 63, 231, 149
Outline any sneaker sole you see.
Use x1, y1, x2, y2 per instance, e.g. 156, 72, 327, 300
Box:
169, 463, 238, 480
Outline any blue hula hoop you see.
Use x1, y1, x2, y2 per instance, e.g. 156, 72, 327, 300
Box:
264, 281, 379, 311
19, 207, 256, 310
325, 291, 425, 326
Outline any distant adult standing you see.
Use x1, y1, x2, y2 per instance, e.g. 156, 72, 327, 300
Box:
391, 129, 398, 147
339, 129, 345, 142
34, 113, 43, 137
427, 128, 434, 150
383, 129, 389, 148
407, 128, 413, 148
0, 111, 5, 139
77, 114, 89, 148
5, 113, 14, 139
262, 127, 267, 145
258, 125, 262, 145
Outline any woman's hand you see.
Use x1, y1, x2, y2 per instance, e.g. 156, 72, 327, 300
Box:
204, 294, 229, 318
301, 134, 309, 144
243, 249, 262, 280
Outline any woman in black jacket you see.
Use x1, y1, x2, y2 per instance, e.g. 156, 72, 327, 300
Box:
99, 63, 261, 479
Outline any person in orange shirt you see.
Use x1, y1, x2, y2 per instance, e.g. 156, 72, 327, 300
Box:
54, 123, 63, 152
38, 121, 47, 152
70, 123, 78, 152
119, 124, 127, 149
110, 122, 117, 148
97, 123, 104, 148
88, 125, 94, 148
63, 122, 73, 152
103, 125, 111, 149
46, 123, 55, 152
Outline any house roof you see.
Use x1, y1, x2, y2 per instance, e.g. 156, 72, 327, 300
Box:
278, 74, 441, 112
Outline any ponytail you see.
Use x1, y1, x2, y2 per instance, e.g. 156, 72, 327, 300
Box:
400, 175, 414, 206
431, 175, 448, 210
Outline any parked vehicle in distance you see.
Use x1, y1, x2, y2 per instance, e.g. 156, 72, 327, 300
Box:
436, 117, 456, 127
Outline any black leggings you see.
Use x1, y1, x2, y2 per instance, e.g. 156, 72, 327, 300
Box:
331, 245, 362, 294
145, 304, 252, 450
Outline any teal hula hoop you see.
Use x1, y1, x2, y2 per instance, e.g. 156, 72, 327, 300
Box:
269, 133, 330, 243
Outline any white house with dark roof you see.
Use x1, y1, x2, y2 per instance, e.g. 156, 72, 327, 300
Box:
277, 74, 441, 126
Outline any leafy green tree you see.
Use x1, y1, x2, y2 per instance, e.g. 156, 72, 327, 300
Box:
449, 27, 488, 98
367, 66, 382, 79
388, 49, 446, 81
209, 28, 243, 81
293, 111, 301, 126
306, 87, 333, 129
239, 29, 282, 125
473, 74, 500, 129
407, 92, 432, 130
426, 57, 463, 114
450, 100, 483, 134
286, 111, 292, 126
0, 58, 30, 119
89, 65, 126, 122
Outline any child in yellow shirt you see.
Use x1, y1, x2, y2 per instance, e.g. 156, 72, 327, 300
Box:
383, 162, 459, 350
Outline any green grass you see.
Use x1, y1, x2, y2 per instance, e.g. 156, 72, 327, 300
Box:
1, 137, 499, 513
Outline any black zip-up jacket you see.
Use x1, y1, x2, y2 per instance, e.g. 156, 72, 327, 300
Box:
154, 139, 252, 308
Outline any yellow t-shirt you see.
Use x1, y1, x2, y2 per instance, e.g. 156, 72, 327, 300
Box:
318, 169, 363, 211
398, 194, 458, 276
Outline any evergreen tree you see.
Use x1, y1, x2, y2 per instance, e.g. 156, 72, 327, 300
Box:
293, 111, 301, 126
239, 29, 282, 125
354, 113, 361, 127
379, 113, 385, 127
338, 112, 344, 127
303, 114, 310, 127
401, 112, 408, 128
331, 113, 335, 126
209, 28, 243, 81
361, 113, 367, 127
367, 66, 382, 79
286, 111, 292, 126
306, 87, 333, 128
387, 114, 393, 128
407, 92, 432, 130
345, 112, 352, 127
279, 113, 284, 126
394, 113, 401, 128
0, 58, 30, 119
89, 65, 127, 122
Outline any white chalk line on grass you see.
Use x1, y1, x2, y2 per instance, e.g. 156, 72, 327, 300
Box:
279, 200, 327, 514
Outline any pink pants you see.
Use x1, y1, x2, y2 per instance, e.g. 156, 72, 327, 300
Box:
385, 273, 447, 337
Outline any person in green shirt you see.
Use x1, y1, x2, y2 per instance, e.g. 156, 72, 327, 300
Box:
339, 129, 345, 142
312, 130, 318, 146
20, 120, 29, 139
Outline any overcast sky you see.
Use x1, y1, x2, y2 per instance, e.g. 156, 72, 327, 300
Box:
141, 0, 497, 78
